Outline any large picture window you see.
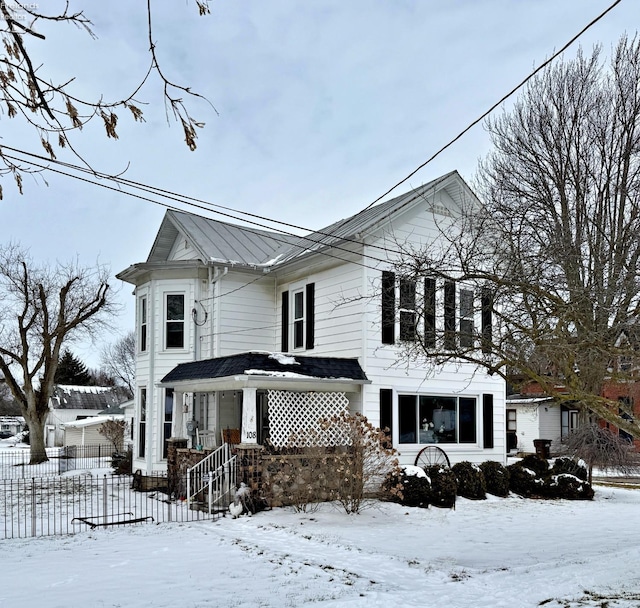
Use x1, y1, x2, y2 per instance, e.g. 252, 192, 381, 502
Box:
399, 394, 477, 444
166, 294, 185, 349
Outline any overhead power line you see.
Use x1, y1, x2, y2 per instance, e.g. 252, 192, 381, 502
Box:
360, 0, 624, 211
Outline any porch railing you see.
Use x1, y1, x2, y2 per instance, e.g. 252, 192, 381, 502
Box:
186, 443, 236, 514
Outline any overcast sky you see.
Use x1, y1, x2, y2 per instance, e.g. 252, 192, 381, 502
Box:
2, 0, 635, 368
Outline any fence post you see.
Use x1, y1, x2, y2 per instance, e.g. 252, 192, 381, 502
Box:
103, 475, 108, 520
31, 478, 36, 537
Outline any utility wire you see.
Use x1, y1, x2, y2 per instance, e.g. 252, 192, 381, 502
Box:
2, 150, 395, 275
360, 0, 624, 211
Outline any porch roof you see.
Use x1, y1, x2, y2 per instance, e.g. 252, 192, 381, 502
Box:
159, 352, 369, 392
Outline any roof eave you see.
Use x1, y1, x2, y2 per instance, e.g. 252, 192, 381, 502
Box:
159, 374, 370, 393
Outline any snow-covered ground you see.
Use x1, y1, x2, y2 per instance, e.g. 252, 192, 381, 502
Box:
1, 485, 639, 608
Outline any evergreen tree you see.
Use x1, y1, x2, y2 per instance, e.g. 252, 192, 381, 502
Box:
54, 349, 92, 386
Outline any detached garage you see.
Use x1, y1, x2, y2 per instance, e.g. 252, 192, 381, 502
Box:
63, 415, 124, 447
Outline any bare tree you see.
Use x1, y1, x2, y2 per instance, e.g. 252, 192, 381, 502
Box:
100, 331, 135, 397
0, 1, 213, 193
557, 424, 638, 484
98, 418, 127, 452
0, 243, 117, 462
385, 36, 640, 436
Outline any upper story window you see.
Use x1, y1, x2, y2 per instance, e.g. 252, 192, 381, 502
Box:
459, 288, 474, 348
139, 296, 148, 353
293, 290, 305, 349
281, 283, 315, 352
399, 277, 416, 341
166, 294, 185, 349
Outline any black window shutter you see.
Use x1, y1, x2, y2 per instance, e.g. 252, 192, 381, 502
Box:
305, 283, 315, 350
481, 287, 493, 354
444, 280, 456, 350
381, 271, 395, 344
483, 393, 494, 448
281, 291, 289, 352
424, 278, 436, 348
380, 389, 393, 447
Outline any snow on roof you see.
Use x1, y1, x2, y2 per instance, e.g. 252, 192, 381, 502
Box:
58, 385, 115, 394
268, 353, 299, 366
62, 415, 124, 429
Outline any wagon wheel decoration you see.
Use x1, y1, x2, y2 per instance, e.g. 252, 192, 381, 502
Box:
414, 445, 451, 470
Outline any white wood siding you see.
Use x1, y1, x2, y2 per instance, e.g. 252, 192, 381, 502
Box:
357, 205, 506, 466
216, 272, 276, 356
277, 261, 364, 357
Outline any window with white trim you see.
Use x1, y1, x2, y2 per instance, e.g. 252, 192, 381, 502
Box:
281, 284, 315, 351
293, 289, 305, 349
139, 296, 148, 352
138, 388, 147, 458
398, 394, 477, 444
163, 388, 173, 459
165, 294, 185, 349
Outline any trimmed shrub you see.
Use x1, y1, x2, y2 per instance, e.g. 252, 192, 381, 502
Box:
452, 461, 486, 500
425, 465, 456, 509
507, 462, 546, 497
383, 468, 431, 508
508, 456, 594, 500
518, 454, 550, 477
479, 460, 510, 497
546, 473, 595, 500
550, 457, 588, 481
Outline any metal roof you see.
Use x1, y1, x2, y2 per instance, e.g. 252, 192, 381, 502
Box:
134, 170, 471, 272
147, 211, 299, 267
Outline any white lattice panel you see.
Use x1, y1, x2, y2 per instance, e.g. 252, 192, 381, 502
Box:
268, 390, 349, 448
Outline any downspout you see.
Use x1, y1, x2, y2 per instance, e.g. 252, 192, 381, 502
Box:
209, 264, 228, 359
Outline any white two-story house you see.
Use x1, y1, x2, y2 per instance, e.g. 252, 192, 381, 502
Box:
117, 171, 506, 474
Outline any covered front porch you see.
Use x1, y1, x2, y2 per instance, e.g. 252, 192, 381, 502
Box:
160, 352, 370, 505
163, 352, 369, 449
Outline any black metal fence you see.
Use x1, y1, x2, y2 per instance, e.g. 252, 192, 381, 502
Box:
0, 445, 115, 479
0, 473, 222, 540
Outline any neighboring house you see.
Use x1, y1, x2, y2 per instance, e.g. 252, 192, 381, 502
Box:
62, 414, 125, 447
0, 416, 24, 438
505, 395, 576, 454
117, 171, 507, 474
508, 373, 640, 454
46, 385, 130, 447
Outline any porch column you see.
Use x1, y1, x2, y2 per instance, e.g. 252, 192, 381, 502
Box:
240, 387, 258, 444
171, 390, 185, 438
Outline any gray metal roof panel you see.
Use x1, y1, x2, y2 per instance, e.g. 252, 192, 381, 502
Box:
149, 211, 299, 266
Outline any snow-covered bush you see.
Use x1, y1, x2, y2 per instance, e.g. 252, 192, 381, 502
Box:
479, 460, 510, 497
550, 457, 588, 481
452, 461, 486, 500
508, 456, 594, 500
518, 454, 550, 477
546, 473, 595, 500
425, 465, 456, 508
382, 466, 431, 508
507, 462, 545, 497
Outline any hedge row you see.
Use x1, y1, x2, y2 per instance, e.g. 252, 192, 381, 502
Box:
384, 455, 593, 509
